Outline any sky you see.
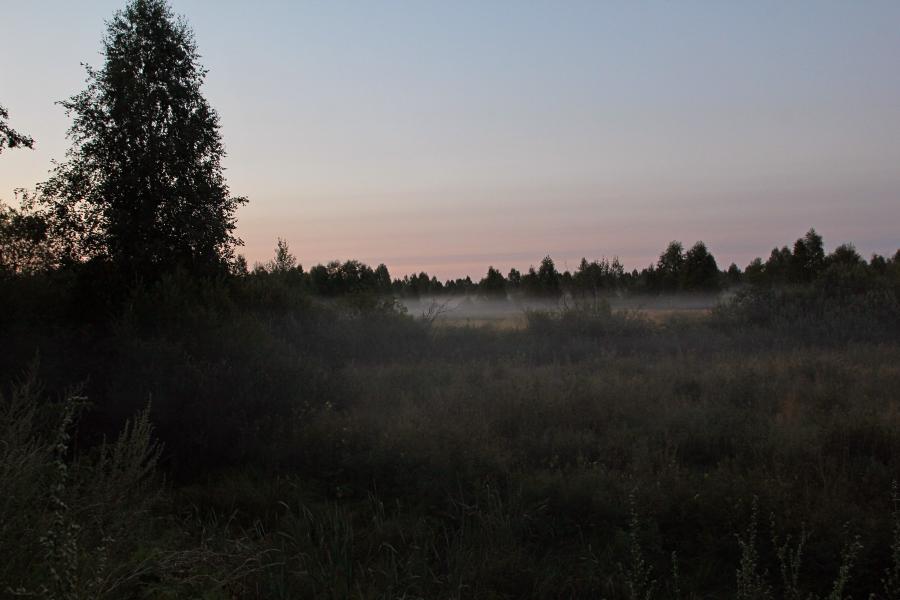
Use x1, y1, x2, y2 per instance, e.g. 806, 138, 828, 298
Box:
2, 1, 899, 280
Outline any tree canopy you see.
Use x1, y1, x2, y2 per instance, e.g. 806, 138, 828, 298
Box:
479, 266, 507, 299
681, 241, 719, 291
36, 0, 246, 275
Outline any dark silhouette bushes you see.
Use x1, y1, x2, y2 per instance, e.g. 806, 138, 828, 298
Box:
713, 280, 900, 345
525, 296, 649, 342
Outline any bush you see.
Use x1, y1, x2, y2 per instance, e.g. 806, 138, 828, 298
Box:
712, 285, 900, 344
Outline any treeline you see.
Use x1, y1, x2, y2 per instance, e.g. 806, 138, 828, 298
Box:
743, 228, 900, 292
240, 230, 900, 300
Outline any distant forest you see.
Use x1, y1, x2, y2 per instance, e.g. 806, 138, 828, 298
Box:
237, 230, 900, 300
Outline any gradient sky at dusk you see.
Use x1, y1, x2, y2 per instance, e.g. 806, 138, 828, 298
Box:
2, 1, 899, 279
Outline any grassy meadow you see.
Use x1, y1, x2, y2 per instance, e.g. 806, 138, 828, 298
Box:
3, 272, 900, 599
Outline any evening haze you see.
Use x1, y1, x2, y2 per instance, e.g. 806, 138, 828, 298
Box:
2, 1, 898, 279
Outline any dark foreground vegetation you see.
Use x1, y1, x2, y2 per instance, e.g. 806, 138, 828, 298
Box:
3, 1, 900, 598
4, 263, 900, 599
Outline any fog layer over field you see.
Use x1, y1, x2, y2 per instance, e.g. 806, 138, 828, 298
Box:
402, 292, 726, 325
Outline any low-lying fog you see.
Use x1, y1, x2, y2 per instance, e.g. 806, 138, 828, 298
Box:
401, 292, 731, 326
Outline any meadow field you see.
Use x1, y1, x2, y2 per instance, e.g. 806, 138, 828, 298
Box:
404, 295, 719, 329
3, 275, 900, 599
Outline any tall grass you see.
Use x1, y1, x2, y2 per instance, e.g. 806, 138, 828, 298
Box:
0, 370, 162, 598
3, 274, 900, 597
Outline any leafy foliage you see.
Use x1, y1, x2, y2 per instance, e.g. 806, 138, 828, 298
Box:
0, 104, 34, 154
35, 0, 246, 275
0, 195, 54, 276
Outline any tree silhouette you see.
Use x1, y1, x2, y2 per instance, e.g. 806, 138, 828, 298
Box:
790, 228, 825, 283
0, 104, 34, 154
37, 0, 246, 275
764, 246, 792, 285
268, 238, 297, 272
573, 257, 623, 297
507, 268, 522, 290
537, 255, 561, 297
657, 241, 685, 291
479, 266, 507, 299
827, 243, 863, 267
681, 241, 719, 291
0, 105, 42, 274
374, 263, 392, 293
0, 199, 52, 275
